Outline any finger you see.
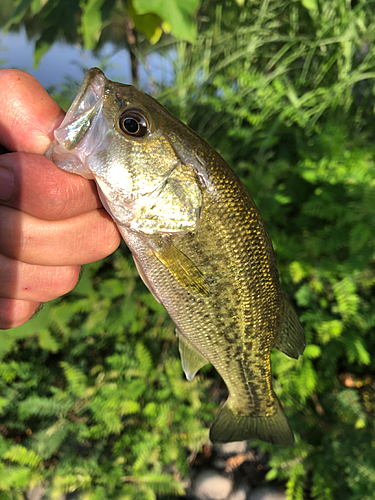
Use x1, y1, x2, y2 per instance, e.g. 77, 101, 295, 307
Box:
0, 298, 41, 330
0, 69, 65, 154
0, 205, 121, 266
0, 153, 102, 220
0, 253, 81, 302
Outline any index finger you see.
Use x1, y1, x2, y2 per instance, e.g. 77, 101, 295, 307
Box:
0, 152, 103, 220
0, 69, 65, 154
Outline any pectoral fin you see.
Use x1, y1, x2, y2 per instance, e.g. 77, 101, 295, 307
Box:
273, 293, 305, 359
177, 329, 209, 381
153, 244, 210, 296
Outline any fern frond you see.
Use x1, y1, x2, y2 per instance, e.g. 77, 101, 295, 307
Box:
3, 446, 42, 467
135, 342, 153, 373
60, 362, 88, 397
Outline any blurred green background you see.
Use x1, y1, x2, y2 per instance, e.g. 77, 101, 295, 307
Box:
1, 0, 375, 498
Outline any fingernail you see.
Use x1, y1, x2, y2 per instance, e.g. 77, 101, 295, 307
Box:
0, 167, 14, 201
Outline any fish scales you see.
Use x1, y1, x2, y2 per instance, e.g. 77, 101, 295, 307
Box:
46, 68, 305, 446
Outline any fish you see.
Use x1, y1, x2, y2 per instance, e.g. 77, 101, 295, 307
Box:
46, 68, 305, 446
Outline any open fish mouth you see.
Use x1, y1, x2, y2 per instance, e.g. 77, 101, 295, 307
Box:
46, 68, 108, 178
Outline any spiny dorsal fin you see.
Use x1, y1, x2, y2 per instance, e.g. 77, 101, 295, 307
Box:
176, 329, 209, 381
273, 293, 305, 359
153, 244, 210, 296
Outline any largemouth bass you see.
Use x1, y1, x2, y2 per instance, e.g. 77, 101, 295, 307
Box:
46, 68, 305, 446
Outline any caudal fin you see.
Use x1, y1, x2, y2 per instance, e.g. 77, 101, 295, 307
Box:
209, 397, 294, 446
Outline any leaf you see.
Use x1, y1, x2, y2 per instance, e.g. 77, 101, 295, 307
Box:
136, 342, 153, 372
0, 466, 31, 489
132, 0, 199, 43
51, 473, 92, 497
289, 261, 309, 284
266, 468, 279, 481
335, 389, 366, 425
119, 400, 140, 415
0, 398, 9, 414
349, 222, 372, 253
300, 0, 318, 15
317, 319, 343, 344
128, 0, 163, 44
80, 0, 107, 50
303, 344, 321, 359
353, 339, 370, 366
60, 362, 88, 397
135, 473, 185, 495
33, 420, 70, 460
30, 0, 47, 15
38, 328, 60, 352
0, 301, 57, 360
3, 446, 42, 467
294, 358, 317, 401
18, 396, 72, 419
3, 0, 34, 31
34, 30, 55, 68
332, 278, 359, 319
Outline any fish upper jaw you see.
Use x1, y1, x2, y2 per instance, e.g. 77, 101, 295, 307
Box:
46, 69, 108, 180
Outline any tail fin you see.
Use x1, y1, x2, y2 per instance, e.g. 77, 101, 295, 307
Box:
209, 397, 294, 446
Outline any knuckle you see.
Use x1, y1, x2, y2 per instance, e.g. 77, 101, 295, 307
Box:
31, 157, 90, 220
40, 177, 76, 220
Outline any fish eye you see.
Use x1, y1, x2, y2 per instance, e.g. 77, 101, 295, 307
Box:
119, 109, 149, 137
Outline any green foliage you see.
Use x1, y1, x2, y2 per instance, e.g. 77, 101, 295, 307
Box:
0, 250, 213, 497
132, 0, 200, 44
159, 0, 375, 497
3, 0, 200, 66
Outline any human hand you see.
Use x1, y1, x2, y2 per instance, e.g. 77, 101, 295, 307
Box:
0, 69, 121, 329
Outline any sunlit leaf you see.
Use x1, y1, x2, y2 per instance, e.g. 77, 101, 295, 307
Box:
132, 0, 199, 43
80, 0, 107, 50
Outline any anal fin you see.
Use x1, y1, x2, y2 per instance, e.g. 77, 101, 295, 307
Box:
153, 244, 209, 296
177, 329, 209, 381
273, 293, 305, 359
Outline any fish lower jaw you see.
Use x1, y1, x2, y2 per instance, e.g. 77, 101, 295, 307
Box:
46, 143, 94, 179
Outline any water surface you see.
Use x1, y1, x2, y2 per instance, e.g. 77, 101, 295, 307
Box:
0, 26, 174, 91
